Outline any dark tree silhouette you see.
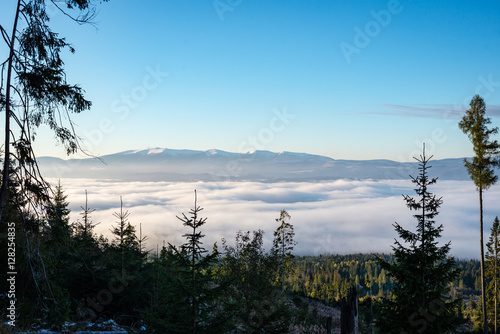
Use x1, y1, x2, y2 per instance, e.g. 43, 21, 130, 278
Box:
0, 0, 109, 222
376, 147, 462, 333
144, 191, 230, 333
486, 216, 500, 333
459, 94, 500, 334
219, 229, 292, 333
272, 209, 296, 292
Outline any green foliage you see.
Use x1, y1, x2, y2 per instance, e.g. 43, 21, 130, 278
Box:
141, 246, 194, 333
486, 216, 500, 331
46, 180, 71, 245
273, 209, 297, 292
110, 197, 139, 250
0, 0, 110, 222
40, 181, 74, 328
142, 191, 231, 333
8, 0, 113, 154
459, 94, 500, 333
458, 95, 500, 191
376, 149, 462, 333
290, 254, 394, 304
218, 230, 292, 333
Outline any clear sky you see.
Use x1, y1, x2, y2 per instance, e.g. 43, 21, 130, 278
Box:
4, 0, 500, 161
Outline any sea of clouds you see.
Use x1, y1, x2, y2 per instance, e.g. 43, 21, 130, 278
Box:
49, 178, 500, 259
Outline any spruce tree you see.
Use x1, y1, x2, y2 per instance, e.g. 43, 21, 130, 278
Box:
72, 190, 99, 257
41, 180, 73, 327
46, 180, 71, 247
486, 216, 500, 333
0, 0, 110, 221
70, 191, 109, 318
143, 191, 230, 333
272, 209, 296, 292
459, 94, 500, 333
110, 197, 140, 276
376, 147, 462, 333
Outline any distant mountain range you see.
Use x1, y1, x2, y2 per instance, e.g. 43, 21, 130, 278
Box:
38, 148, 470, 182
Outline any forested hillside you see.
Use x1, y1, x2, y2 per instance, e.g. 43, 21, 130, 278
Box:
290, 254, 481, 303
0, 181, 483, 332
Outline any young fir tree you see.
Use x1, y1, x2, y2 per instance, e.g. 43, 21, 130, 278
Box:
41, 180, 73, 327
376, 147, 462, 333
44, 180, 72, 278
272, 209, 297, 292
46, 180, 71, 246
110, 197, 141, 275
72, 190, 98, 247
219, 230, 292, 333
486, 216, 500, 333
70, 191, 109, 318
0, 169, 70, 329
459, 94, 500, 334
107, 197, 147, 320
143, 191, 230, 333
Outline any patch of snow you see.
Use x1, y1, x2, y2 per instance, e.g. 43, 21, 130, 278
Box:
147, 147, 165, 155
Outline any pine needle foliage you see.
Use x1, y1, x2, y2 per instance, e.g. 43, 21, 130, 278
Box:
459, 94, 500, 334
219, 230, 292, 333
144, 190, 231, 333
376, 147, 462, 333
273, 209, 297, 292
486, 216, 500, 333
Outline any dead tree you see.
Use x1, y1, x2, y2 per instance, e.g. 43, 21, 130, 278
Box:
341, 287, 359, 334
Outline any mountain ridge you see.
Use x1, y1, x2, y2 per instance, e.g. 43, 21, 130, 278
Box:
38, 147, 470, 182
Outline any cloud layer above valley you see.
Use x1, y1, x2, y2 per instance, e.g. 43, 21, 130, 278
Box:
50, 178, 500, 259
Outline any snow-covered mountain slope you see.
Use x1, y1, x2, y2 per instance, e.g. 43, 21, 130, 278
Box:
38, 148, 469, 182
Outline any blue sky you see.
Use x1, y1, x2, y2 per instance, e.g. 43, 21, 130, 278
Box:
4, 0, 500, 161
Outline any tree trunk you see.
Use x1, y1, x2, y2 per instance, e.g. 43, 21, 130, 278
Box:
0, 0, 21, 222
341, 287, 359, 334
480, 187, 488, 334
326, 316, 332, 334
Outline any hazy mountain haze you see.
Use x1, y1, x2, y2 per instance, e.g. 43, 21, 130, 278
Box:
39, 147, 469, 182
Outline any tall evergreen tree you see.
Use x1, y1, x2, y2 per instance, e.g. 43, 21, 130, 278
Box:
177, 190, 212, 333
72, 190, 99, 256
272, 209, 296, 292
70, 191, 109, 317
40, 180, 73, 327
459, 94, 500, 334
46, 180, 71, 247
110, 197, 140, 278
143, 191, 230, 333
104, 197, 147, 325
376, 147, 462, 333
486, 216, 500, 333
0, 0, 110, 222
